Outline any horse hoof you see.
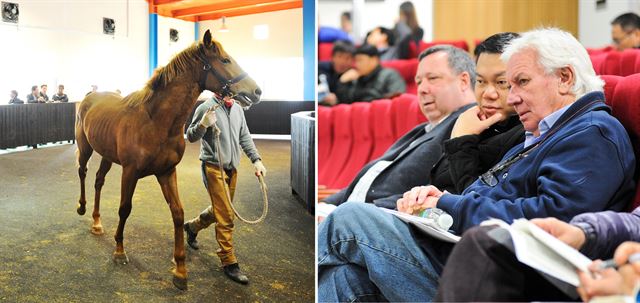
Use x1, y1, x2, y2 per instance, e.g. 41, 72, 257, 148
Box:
91, 225, 104, 235
112, 252, 129, 265
77, 204, 86, 216
172, 276, 188, 291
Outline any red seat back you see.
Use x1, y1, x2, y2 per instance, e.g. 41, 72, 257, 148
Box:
590, 53, 608, 75
381, 59, 419, 94
333, 102, 374, 188
602, 51, 622, 76
369, 99, 395, 161
392, 94, 423, 139
318, 106, 333, 178
600, 75, 623, 105
608, 74, 640, 210
318, 104, 353, 187
586, 46, 614, 55
319, 42, 333, 62
620, 49, 640, 76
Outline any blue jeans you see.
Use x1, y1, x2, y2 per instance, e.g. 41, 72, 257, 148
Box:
318, 202, 448, 302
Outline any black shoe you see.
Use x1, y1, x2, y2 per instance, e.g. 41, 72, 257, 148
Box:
183, 223, 199, 250
223, 263, 249, 284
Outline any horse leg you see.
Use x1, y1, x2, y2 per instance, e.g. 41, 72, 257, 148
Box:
91, 158, 112, 235
113, 166, 138, 265
156, 168, 188, 290
75, 130, 93, 216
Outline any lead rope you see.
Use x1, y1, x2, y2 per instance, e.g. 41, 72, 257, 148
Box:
210, 104, 269, 224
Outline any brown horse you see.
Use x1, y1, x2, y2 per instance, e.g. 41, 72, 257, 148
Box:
74, 30, 260, 290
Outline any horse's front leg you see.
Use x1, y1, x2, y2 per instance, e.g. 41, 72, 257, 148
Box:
156, 167, 188, 290
113, 166, 138, 264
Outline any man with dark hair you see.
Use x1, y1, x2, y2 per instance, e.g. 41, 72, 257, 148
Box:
366, 26, 399, 61
317, 28, 636, 302
611, 12, 640, 50
39, 84, 49, 102
52, 85, 69, 102
8, 90, 23, 104
335, 44, 405, 103
26, 85, 44, 103
318, 40, 354, 106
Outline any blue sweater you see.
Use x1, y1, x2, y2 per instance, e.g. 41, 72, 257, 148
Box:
438, 92, 636, 234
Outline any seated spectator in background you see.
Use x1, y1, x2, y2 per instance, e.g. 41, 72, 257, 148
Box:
335, 44, 405, 103
26, 85, 44, 103
395, 1, 424, 59
319, 40, 355, 106
436, 208, 640, 302
611, 12, 640, 50
317, 28, 636, 302
341, 11, 353, 40
52, 84, 68, 102
85, 84, 98, 96
366, 26, 400, 61
319, 45, 476, 214
8, 90, 23, 104
39, 84, 49, 102
115, 89, 121, 95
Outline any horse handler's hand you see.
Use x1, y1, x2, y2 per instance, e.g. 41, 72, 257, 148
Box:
253, 160, 267, 177
200, 106, 217, 128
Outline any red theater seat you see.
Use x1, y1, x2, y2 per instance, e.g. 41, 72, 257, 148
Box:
620, 49, 640, 76
600, 75, 623, 105
318, 104, 353, 188
586, 46, 614, 55
590, 53, 608, 75
608, 74, 640, 210
369, 99, 395, 160
381, 59, 419, 94
333, 102, 374, 188
408, 40, 470, 59
319, 42, 334, 62
392, 94, 423, 138
318, 106, 333, 176
602, 51, 622, 76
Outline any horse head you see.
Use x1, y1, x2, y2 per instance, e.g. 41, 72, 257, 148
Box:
197, 29, 261, 107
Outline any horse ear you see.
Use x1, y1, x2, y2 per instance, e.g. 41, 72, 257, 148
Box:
203, 29, 212, 48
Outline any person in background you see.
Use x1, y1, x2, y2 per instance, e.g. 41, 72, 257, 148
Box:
114, 89, 122, 95
395, 1, 424, 59
39, 84, 49, 102
86, 85, 98, 96
52, 85, 69, 103
26, 85, 44, 103
365, 27, 400, 61
9, 90, 23, 104
341, 11, 352, 38
319, 40, 355, 106
335, 44, 405, 103
611, 12, 640, 50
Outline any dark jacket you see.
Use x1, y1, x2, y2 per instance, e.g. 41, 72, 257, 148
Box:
52, 93, 69, 102
572, 207, 640, 260
438, 92, 636, 235
39, 92, 49, 102
437, 114, 524, 193
324, 103, 474, 208
336, 65, 406, 103
9, 97, 24, 104
26, 94, 40, 103
318, 61, 341, 94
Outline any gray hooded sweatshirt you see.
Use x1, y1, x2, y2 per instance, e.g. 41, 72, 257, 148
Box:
186, 97, 261, 170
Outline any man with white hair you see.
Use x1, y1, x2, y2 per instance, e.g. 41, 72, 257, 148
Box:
317, 28, 636, 302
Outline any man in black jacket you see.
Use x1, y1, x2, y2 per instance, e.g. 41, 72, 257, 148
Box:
318, 33, 524, 217
335, 44, 406, 103
8, 90, 23, 104
318, 40, 354, 106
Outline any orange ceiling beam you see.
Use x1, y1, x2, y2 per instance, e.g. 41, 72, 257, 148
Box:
172, 0, 283, 18
153, 0, 183, 5
195, 0, 302, 21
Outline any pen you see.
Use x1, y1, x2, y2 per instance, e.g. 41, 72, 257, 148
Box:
598, 252, 640, 270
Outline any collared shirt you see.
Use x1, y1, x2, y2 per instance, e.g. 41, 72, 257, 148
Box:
524, 104, 571, 148
346, 114, 450, 202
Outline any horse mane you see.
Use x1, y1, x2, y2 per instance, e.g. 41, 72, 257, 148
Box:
123, 42, 203, 108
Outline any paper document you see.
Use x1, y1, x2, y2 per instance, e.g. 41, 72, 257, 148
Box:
381, 208, 460, 243
482, 218, 593, 286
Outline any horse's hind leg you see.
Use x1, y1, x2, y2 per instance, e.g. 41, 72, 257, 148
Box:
156, 168, 188, 290
91, 158, 112, 235
75, 128, 93, 216
113, 166, 138, 265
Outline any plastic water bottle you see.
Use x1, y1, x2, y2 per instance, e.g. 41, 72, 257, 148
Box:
318, 74, 329, 101
418, 208, 453, 231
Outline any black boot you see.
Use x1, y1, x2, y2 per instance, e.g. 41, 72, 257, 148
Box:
183, 223, 199, 250
223, 263, 249, 284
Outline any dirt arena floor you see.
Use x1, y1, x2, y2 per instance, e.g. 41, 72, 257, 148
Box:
0, 139, 314, 302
